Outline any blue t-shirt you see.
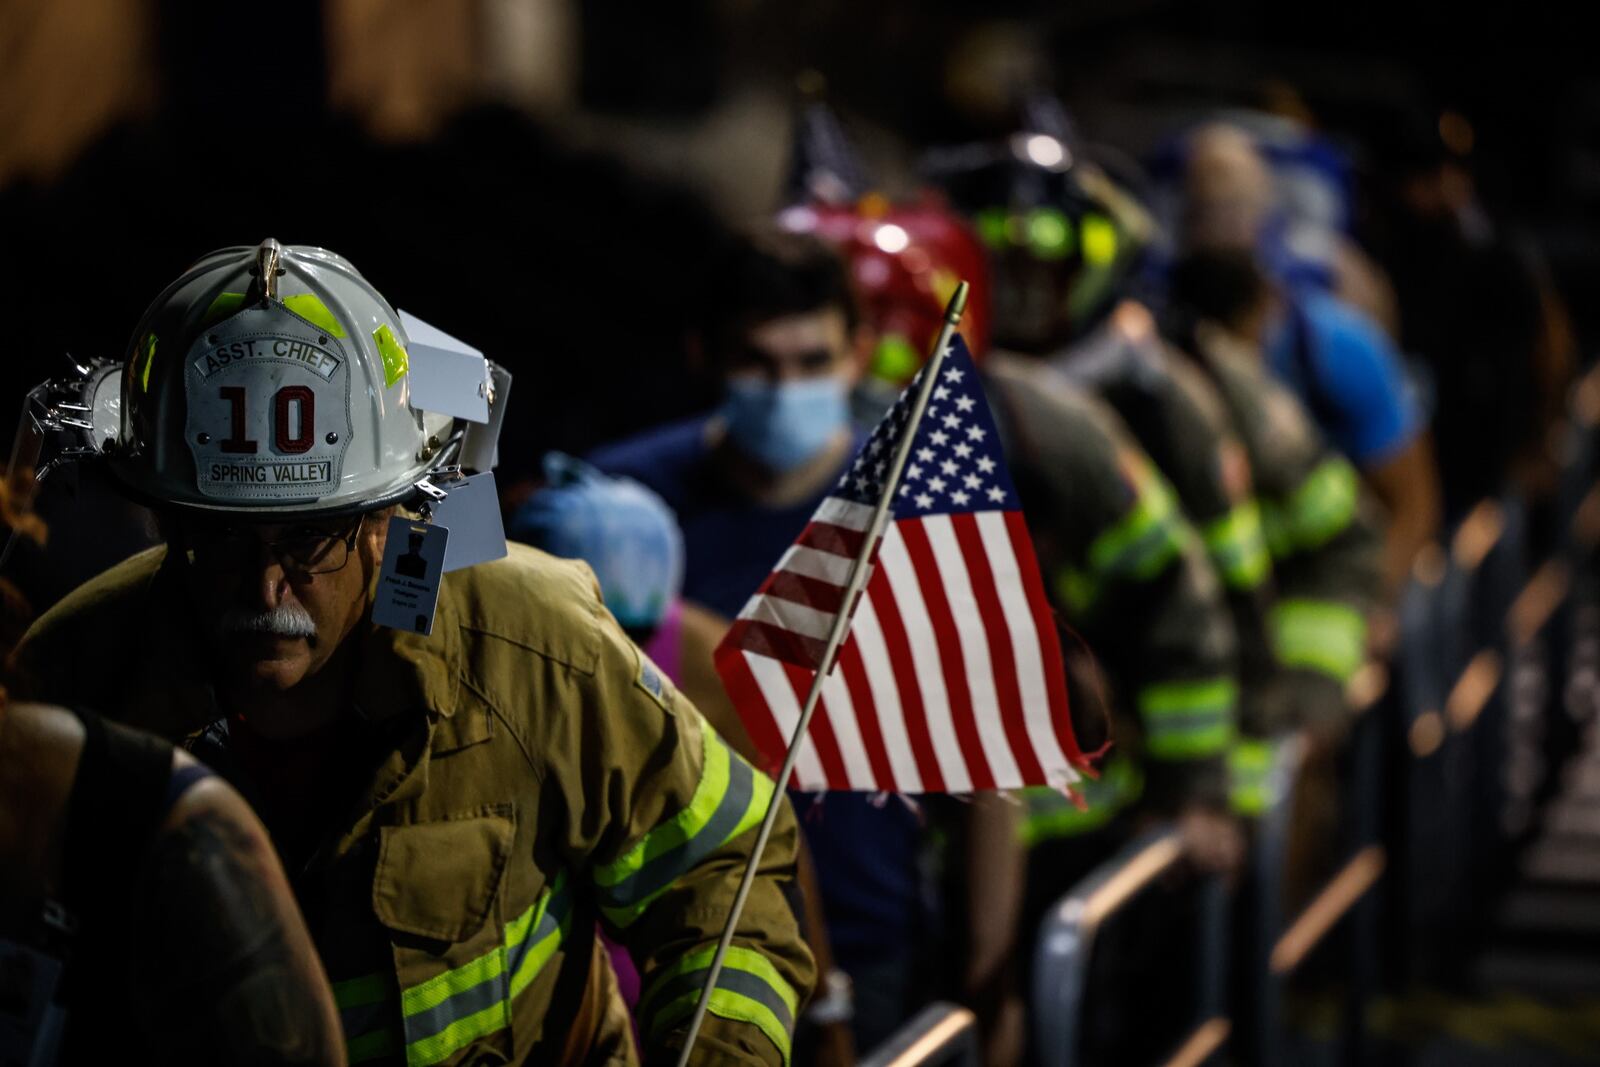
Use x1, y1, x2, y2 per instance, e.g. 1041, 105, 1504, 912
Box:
589, 416, 927, 969
1265, 291, 1419, 465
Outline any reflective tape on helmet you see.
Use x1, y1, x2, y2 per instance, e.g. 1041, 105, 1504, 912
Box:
1228, 737, 1280, 817
1202, 499, 1271, 591
1138, 677, 1237, 760
373, 323, 410, 388
1017, 756, 1144, 846
1273, 598, 1366, 683
638, 944, 800, 1065
282, 293, 348, 338
137, 332, 157, 393
593, 729, 773, 929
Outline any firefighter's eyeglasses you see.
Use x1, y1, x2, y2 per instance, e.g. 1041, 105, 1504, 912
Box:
182, 514, 366, 576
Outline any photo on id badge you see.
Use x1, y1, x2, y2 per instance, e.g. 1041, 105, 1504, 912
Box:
374, 517, 450, 635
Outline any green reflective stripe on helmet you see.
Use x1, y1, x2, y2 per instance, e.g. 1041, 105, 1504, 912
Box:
639, 945, 799, 1065
1273, 598, 1367, 683
282, 293, 349, 339
1026, 207, 1074, 260
1202, 500, 1271, 590
200, 291, 247, 328
1284, 458, 1359, 551
1087, 473, 1184, 581
1080, 214, 1119, 266
595, 731, 773, 928
1228, 737, 1280, 817
373, 323, 410, 388
1139, 678, 1237, 760
137, 332, 158, 392
389, 875, 572, 1067
1018, 757, 1144, 846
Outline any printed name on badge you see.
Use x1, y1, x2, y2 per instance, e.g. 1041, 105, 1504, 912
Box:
373, 517, 450, 636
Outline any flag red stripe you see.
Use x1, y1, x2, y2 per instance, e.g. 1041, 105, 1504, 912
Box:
837, 638, 899, 793
896, 519, 996, 791
781, 661, 850, 788
865, 568, 946, 791
1005, 510, 1086, 766
951, 513, 1045, 783
712, 637, 790, 778
762, 569, 848, 616
733, 618, 829, 671
796, 520, 868, 560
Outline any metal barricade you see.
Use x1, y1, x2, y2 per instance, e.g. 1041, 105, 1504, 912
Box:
1031, 828, 1230, 1067
858, 1002, 981, 1067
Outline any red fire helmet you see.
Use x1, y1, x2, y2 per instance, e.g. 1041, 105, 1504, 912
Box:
777, 193, 992, 388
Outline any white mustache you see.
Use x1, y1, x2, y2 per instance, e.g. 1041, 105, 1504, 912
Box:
220, 602, 318, 640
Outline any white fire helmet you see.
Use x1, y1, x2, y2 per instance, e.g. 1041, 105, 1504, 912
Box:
110, 239, 460, 517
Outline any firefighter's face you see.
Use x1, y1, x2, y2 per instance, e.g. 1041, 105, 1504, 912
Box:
173, 510, 390, 692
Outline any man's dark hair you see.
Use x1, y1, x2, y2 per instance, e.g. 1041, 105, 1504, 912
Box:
703, 227, 858, 359
1167, 247, 1270, 331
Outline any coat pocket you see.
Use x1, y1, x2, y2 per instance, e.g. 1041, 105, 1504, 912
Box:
372, 808, 521, 1066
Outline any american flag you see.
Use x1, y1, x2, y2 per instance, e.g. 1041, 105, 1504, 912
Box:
714, 336, 1089, 793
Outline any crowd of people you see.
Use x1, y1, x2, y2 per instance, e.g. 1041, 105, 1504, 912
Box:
0, 56, 1579, 1067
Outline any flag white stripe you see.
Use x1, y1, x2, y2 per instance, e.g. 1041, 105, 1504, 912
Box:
923, 514, 1023, 787
815, 496, 876, 532
976, 511, 1073, 780
774, 544, 855, 587
738, 593, 835, 642
849, 600, 924, 792
820, 667, 875, 790
877, 524, 973, 792
744, 651, 828, 791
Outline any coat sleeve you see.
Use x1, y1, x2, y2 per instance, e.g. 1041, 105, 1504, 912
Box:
998, 372, 1240, 813
546, 585, 815, 1066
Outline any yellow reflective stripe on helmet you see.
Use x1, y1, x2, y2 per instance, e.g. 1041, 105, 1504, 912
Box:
282, 293, 349, 338
639, 944, 799, 1065
1228, 737, 1280, 817
1202, 499, 1271, 591
1017, 757, 1144, 846
1273, 598, 1367, 683
373, 323, 410, 388
137, 332, 158, 392
595, 731, 773, 928
1138, 677, 1237, 760
381, 874, 572, 1067
1283, 457, 1360, 552
1086, 469, 1185, 582
200, 291, 247, 328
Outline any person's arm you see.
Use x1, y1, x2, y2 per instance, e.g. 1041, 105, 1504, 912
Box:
135, 749, 347, 1066
560, 606, 815, 1066
1363, 431, 1442, 597
963, 794, 1026, 1067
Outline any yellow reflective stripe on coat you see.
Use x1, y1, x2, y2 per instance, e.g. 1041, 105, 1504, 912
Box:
1228, 737, 1280, 817
593, 730, 773, 928
400, 873, 572, 1065
334, 874, 572, 1066
1273, 598, 1367, 683
1273, 457, 1359, 554
1202, 499, 1271, 591
638, 944, 799, 1065
1138, 677, 1237, 759
1018, 757, 1144, 846
1087, 468, 1186, 582
334, 971, 402, 1064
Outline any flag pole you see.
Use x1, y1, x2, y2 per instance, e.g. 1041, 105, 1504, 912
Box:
673, 282, 970, 1067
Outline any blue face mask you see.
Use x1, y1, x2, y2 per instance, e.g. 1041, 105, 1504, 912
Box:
720, 376, 850, 472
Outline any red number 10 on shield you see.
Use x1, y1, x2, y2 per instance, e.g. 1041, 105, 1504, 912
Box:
218, 385, 316, 455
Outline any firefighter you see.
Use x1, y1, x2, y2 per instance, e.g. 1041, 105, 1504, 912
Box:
13, 240, 813, 1066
